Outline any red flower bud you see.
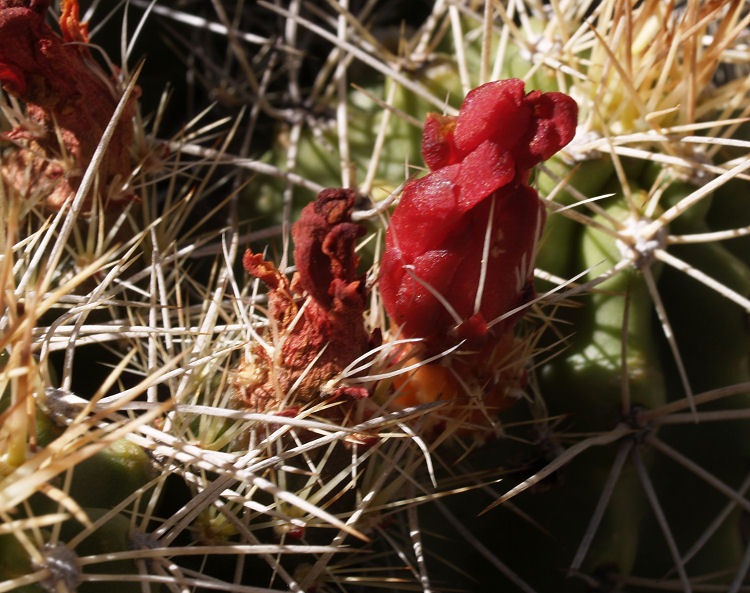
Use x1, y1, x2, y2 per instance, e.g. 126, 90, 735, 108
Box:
379, 79, 577, 354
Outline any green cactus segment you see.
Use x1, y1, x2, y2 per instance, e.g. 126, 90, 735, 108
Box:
656, 178, 750, 395
535, 156, 616, 279
542, 197, 667, 425
655, 176, 750, 409
650, 179, 750, 578
707, 177, 750, 268
517, 190, 667, 583
65, 439, 153, 510
661, 240, 750, 394
579, 200, 665, 404
9, 401, 154, 510
0, 533, 35, 587
533, 197, 667, 581
536, 170, 750, 583
577, 451, 643, 578
545, 198, 667, 574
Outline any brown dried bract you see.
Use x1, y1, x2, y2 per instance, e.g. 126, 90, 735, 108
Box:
0, 0, 137, 210
235, 189, 378, 413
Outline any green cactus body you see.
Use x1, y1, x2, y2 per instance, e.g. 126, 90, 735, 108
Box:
67, 440, 152, 510
642, 178, 750, 580
60, 509, 144, 593
535, 156, 616, 280
657, 177, 750, 421
0, 534, 35, 591
531, 196, 666, 581
707, 177, 750, 268
542, 197, 667, 424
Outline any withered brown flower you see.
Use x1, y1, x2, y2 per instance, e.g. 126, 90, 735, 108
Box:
0, 0, 137, 209
235, 188, 378, 413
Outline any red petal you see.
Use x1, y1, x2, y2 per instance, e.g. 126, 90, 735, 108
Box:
389, 249, 463, 339
377, 240, 405, 322
380, 79, 578, 354
458, 185, 545, 330
455, 140, 515, 212
421, 112, 459, 170
386, 164, 461, 256
516, 90, 578, 170
382, 185, 546, 350
0, 62, 26, 95
453, 79, 530, 155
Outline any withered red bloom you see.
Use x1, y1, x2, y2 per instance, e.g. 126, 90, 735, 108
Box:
235, 189, 376, 411
379, 79, 577, 353
0, 0, 136, 209
291, 188, 366, 313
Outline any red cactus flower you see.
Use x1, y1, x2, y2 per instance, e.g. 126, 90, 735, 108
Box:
379, 79, 577, 354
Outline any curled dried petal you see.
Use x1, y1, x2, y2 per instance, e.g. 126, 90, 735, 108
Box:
291, 187, 365, 307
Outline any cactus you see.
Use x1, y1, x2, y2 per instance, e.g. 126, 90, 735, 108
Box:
2, 1, 750, 592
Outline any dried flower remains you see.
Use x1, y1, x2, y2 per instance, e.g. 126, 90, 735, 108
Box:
0, 0, 137, 209
235, 188, 379, 413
